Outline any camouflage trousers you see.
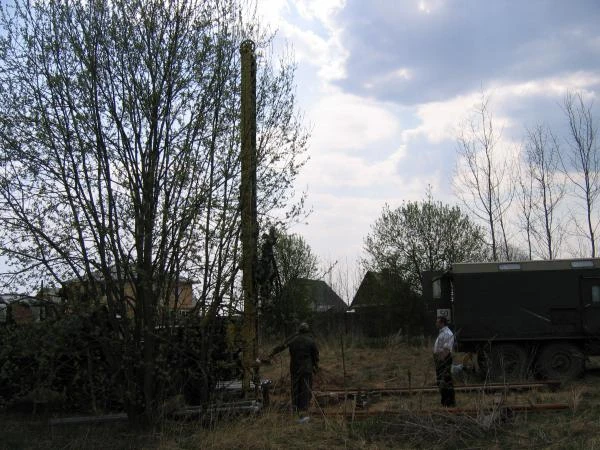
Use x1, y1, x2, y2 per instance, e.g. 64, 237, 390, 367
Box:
434, 354, 456, 407
291, 372, 313, 412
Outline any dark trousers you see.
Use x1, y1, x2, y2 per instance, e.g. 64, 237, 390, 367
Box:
291, 372, 313, 412
434, 354, 456, 407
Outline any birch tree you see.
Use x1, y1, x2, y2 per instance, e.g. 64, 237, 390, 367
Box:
562, 92, 600, 257
454, 94, 514, 261
523, 124, 565, 259
515, 159, 535, 260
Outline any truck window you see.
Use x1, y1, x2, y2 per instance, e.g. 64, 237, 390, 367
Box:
433, 279, 441, 299
593, 285, 600, 304
499, 263, 521, 271
572, 260, 594, 268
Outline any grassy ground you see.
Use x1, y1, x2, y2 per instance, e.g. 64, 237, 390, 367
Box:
3, 335, 600, 449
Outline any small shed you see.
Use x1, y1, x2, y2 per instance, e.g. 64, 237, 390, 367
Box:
0, 294, 55, 325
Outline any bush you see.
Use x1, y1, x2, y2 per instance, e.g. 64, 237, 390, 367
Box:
0, 316, 117, 412
0, 315, 244, 413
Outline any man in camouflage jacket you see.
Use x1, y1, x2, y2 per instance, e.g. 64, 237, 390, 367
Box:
269, 322, 319, 413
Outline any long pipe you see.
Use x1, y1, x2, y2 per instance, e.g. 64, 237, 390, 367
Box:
324, 403, 569, 417
314, 380, 561, 397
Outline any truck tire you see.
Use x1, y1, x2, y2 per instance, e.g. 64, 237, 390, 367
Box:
536, 343, 585, 380
486, 344, 530, 381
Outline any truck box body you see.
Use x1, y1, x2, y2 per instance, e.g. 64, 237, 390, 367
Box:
429, 259, 600, 373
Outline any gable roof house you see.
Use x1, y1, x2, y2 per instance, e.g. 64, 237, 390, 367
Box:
284, 278, 347, 313
263, 278, 347, 336
349, 271, 424, 337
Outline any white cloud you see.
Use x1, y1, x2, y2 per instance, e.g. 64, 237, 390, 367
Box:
293, 193, 380, 249
294, 0, 346, 26
403, 93, 482, 144
308, 90, 401, 152
417, 0, 446, 15
256, 0, 348, 82
402, 71, 600, 145
418, 1, 431, 14
254, 0, 290, 29
298, 147, 406, 189
278, 23, 347, 81
490, 71, 600, 100
364, 67, 413, 90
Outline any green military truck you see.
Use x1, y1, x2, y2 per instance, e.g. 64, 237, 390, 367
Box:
425, 258, 600, 380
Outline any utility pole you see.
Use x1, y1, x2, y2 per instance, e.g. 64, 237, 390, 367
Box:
240, 39, 258, 394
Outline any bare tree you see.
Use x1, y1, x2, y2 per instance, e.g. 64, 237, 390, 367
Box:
523, 124, 566, 259
561, 92, 600, 257
454, 94, 514, 261
0, 0, 308, 423
515, 157, 535, 259
326, 257, 362, 306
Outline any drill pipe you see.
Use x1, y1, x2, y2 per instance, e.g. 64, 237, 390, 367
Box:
324, 402, 569, 417
314, 379, 560, 399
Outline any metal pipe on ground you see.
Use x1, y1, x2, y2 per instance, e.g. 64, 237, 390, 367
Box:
322, 403, 569, 418
315, 380, 561, 399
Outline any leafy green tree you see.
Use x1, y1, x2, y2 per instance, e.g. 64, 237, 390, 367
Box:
0, 0, 308, 423
363, 190, 488, 292
274, 231, 320, 286
260, 230, 319, 334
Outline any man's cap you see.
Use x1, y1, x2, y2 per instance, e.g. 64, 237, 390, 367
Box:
298, 322, 310, 333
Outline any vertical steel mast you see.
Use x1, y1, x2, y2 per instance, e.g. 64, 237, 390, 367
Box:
240, 39, 258, 394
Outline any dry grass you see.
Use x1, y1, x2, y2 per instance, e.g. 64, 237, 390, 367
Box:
5, 338, 600, 449
261, 334, 438, 394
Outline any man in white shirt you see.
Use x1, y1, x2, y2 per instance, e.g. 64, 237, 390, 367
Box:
433, 316, 456, 407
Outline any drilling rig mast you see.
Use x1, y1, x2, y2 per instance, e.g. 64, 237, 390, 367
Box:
239, 39, 258, 394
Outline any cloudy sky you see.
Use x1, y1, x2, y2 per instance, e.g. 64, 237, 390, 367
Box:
257, 0, 600, 286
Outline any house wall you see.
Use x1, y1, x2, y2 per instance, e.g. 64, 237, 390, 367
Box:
168, 283, 194, 310
121, 282, 194, 316
63, 279, 194, 317
10, 303, 45, 324
11, 303, 33, 324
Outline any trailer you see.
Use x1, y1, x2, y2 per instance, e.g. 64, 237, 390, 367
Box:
426, 258, 600, 380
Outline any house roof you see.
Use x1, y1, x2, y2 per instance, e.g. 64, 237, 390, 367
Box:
350, 271, 414, 308
0, 293, 47, 306
284, 278, 347, 312
64, 265, 196, 285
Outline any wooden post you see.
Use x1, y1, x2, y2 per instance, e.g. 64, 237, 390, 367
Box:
240, 40, 258, 394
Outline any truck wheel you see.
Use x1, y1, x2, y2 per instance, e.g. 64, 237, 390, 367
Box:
487, 344, 529, 381
537, 343, 585, 380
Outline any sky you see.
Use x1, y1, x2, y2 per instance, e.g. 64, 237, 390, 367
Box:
256, 0, 600, 291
